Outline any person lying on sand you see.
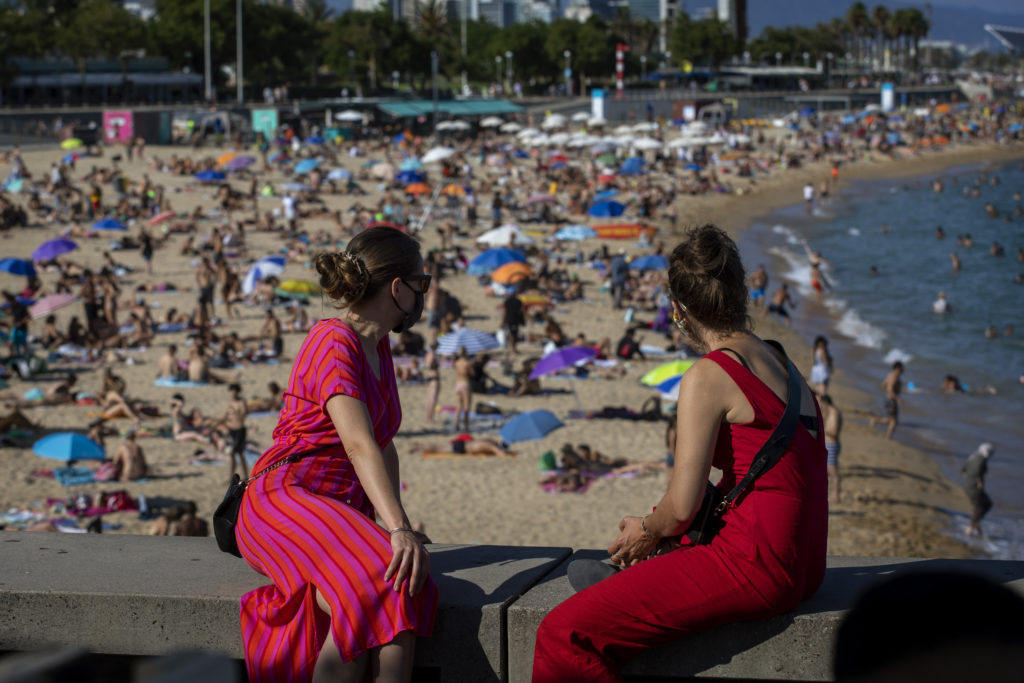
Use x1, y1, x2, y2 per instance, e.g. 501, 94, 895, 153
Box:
410, 435, 514, 457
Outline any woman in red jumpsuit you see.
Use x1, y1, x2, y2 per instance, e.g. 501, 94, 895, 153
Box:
533, 225, 828, 682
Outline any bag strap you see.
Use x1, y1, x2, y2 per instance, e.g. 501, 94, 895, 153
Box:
715, 354, 803, 515
241, 453, 306, 486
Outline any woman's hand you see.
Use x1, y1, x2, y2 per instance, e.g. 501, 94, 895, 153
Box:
607, 516, 659, 568
385, 530, 430, 597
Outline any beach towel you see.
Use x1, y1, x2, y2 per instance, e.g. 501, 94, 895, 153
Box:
154, 377, 209, 388
54, 466, 98, 486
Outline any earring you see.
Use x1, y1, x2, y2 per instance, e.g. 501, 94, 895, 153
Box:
672, 311, 688, 335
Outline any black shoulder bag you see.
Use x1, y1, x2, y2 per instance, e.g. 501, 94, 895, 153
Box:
213, 454, 305, 558
684, 353, 804, 545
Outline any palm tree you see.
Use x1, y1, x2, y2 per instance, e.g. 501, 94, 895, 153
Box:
904, 7, 930, 70
845, 2, 869, 69
871, 5, 890, 70
302, 0, 333, 85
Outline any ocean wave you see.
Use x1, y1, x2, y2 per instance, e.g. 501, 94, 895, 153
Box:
883, 348, 913, 365
836, 308, 888, 349
847, 227, 861, 236
770, 224, 804, 246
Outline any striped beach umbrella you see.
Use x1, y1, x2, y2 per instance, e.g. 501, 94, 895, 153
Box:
436, 329, 500, 356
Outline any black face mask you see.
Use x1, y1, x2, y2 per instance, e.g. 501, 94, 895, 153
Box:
391, 281, 424, 334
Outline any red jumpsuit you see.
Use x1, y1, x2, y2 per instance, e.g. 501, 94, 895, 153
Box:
533, 350, 828, 682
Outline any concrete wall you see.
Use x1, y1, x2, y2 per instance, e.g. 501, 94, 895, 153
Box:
1, 532, 1021, 682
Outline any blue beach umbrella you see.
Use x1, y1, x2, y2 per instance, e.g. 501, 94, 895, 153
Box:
0, 258, 36, 277
32, 238, 78, 262
33, 432, 105, 462
92, 217, 127, 231
683, 163, 701, 172
399, 158, 423, 172
499, 410, 564, 444
305, 135, 325, 145
294, 158, 322, 175
467, 248, 526, 275
281, 182, 312, 193
195, 170, 226, 182
593, 189, 619, 201
623, 156, 646, 165
436, 328, 500, 356
395, 170, 425, 184
587, 200, 626, 218
630, 254, 668, 271
553, 225, 597, 242
327, 168, 352, 180
268, 152, 289, 163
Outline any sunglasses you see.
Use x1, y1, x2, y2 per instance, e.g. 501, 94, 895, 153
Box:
401, 273, 432, 294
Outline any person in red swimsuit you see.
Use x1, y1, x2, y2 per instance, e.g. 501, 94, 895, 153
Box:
237, 227, 437, 682
532, 224, 828, 682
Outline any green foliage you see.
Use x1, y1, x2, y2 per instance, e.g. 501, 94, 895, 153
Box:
669, 16, 739, 69
747, 25, 844, 65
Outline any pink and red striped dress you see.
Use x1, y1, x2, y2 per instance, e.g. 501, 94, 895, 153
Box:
237, 319, 437, 681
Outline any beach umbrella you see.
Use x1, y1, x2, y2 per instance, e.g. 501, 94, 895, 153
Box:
0, 258, 36, 278
499, 122, 522, 133
587, 200, 626, 218
593, 189, 619, 201
596, 152, 618, 165
194, 170, 226, 183
588, 117, 607, 127
525, 194, 558, 206
467, 248, 526, 275
62, 152, 84, 164
336, 109, 363, 122
632, 137, 662, 150
147, 210, 176, 227
60, 138, 84, 149
477, 225, 534, 247
596, 172, 616, 184
436, 328, 500, 356
571, 112, 590, 122
32, 238, 78, 262
366, 221, 406, 231
274, 279, 320, 299
395, 170, 425, 184
422, 147, 456, 164
480, 116, 505, 128
217, 152, 238, 166
225, 155, 256, 172
33, 432, 105, 462
327, 168, 352, 180
92, 217, 127, 231
281, 182, 312, 193
447, 120, 471, 131
552, 225, 597, 242
541, 114, 567, 130
399, 158, 424, 172
499, 410, 563, 444
654, 362, 698, 400
268, 151, 290, 163
630, 254, 668, 271
294, 158, 322, 175
242, 256, 286, 296
29, 293, 78, 319
641, 359, 697, 387
305, 135, 325, 145
404, 182, 432, 195
682, 163, 701, 172
491, 261, 532, 285
441, 183, 468, 197
530, 346, 596, 379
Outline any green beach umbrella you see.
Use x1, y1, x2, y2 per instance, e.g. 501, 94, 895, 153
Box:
640, 359, 697, 387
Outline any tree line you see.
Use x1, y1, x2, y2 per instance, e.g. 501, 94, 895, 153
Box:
0, 0, 933, 95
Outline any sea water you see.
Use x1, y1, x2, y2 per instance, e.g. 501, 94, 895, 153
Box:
739, 160, 1024, 560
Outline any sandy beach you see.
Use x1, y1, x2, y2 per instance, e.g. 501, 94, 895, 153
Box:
2, 132, 1020, 559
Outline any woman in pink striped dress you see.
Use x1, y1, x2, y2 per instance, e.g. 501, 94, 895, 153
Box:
237, 227, 437, 682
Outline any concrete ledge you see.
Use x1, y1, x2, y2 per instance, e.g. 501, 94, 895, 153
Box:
506, 552, 1024, 682
3, 531, 1023, 682
0, 532, 570, 683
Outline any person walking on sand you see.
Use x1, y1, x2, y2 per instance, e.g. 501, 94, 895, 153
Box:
217, 383, 249, 483
809, 336, 832, 396
766, 284, 796, 327
803, 182, 814, 213
453, 346, 472, 432
196, 256, 215, 322
424, 342, 440, 424
962, 443, 994, 537
870, 361, 903, 440
819, 395, 842, 504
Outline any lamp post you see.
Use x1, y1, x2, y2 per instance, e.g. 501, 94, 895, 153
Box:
348, 49, 356, 94
564, 50, 572, 97
803, 51, 810, 68
505, 50, 513, 93
640, 55, 647, 79
775, 52, 782, 67
495, 55, 502, 92
203, 0, 211, 102
236, 0, 243, 104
